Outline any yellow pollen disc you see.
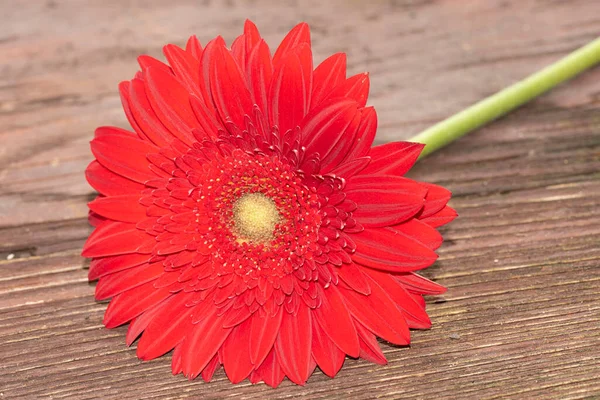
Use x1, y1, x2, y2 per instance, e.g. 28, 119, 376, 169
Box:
232, 193, 280, 244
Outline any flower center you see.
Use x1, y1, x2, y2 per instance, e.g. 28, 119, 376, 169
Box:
183, 149, 321, 281
232, 192, 280, 244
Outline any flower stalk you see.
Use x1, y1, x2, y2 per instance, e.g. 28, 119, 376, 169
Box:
410, 36, 600, 159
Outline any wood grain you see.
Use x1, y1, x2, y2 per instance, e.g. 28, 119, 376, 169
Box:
1, 0, 599, 398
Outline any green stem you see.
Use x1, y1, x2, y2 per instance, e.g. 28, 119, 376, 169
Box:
410, 37, 600, 159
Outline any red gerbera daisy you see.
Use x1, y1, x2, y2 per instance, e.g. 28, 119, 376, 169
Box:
83, 20, 456, 387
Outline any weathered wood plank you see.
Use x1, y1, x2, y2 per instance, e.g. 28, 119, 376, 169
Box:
1, 0, 599, 399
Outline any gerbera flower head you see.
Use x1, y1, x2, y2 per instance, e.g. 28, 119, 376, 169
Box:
83, 20, 456, 387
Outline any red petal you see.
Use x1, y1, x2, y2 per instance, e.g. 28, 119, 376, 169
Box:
82, 223, 153, 258
163, 44, 202, 98
95, 262, 163, 300
395, 272, 447, 295
172, 344, 184, 375
393, 218, 443, 250
209, 45, 254, 128
421, 183, 452, 218
221, 319, 254, 383
326, 73, 370, 107
343, 106, 377, 161
275, 305, 312, 385
124, 79, 173, 147
362, 142, 424, 176
319, 108, 362, 174
88, 194, 146, 223
273, 22, 310, 67
182, 307, 232, 379
269, 44, 312, 134
185, 35, 203, 59
351, 226, 438, 272
255, 348, 285, 388
341, 275, 411, 345
301, 98, 359, 164
244, 20, 262, 51
355, 322, 387, 365
345, 175, 426, 227
312, 285, 359, 357
336, 262, 371, 296
200, 354, 221, 382
199, 36, 226, 113
103, 282, 172, 328
247, 40, 273, 116
90, 128, 159, 184
85, 219, 125, 245
189, 95, 223, 138
311, 321, 345, 378
144, 66, 198, 145
93, 125, 135, 140
86, 160, 145, 197
231, 35, 246, 69
328, 156, 370, 178
136, 292, 195, 360
249, 307, 283, 366
312, 53, 346, 107
420, 205, 457, 228
221, 305, 252, 328
138, 55, 171, 72
364, 268, 432, 329
89, 253, 149, 280
118, 81, 145, 142
412, 293, 426, 308
87, 211, 106, 227
126, 298, 168, 345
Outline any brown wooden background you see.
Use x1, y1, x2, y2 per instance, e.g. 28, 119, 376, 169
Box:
1, 0, 599, 399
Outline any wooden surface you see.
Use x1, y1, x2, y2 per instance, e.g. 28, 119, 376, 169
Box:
1, 0, 600, 398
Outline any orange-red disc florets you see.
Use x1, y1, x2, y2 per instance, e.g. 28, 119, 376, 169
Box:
201, 151, 321, 280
